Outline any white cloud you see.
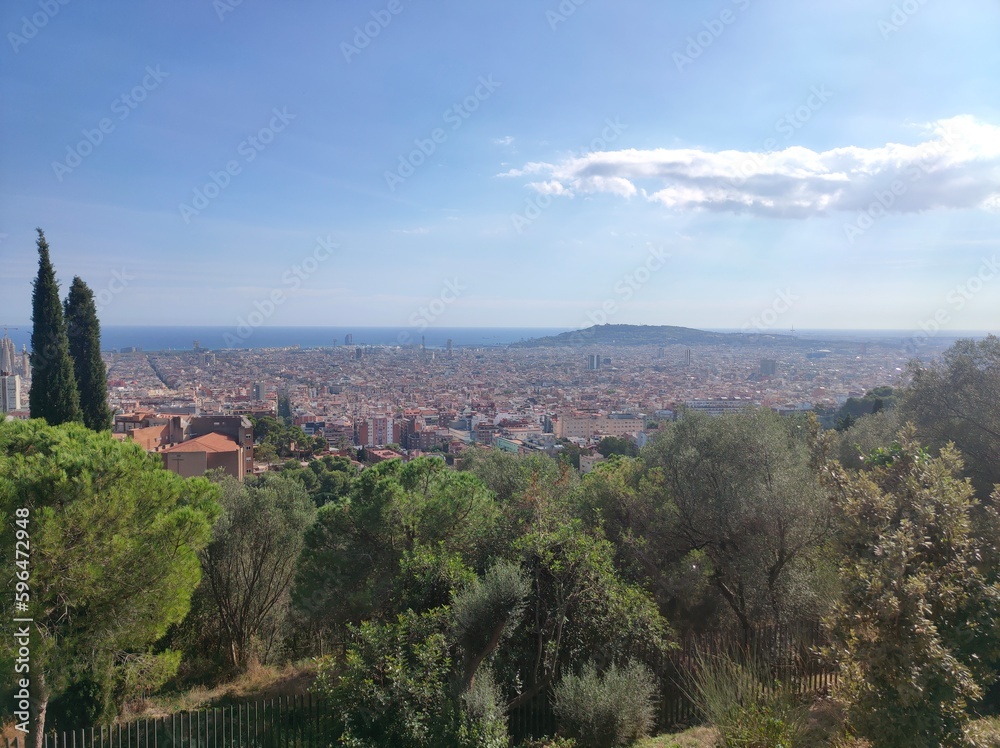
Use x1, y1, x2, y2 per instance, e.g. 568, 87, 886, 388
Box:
501, 116, 1000, 218
493, 135, 515, 146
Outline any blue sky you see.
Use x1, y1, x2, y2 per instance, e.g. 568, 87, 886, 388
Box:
2, 0, 999, 333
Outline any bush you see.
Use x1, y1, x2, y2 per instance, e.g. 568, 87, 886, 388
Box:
685, 651, 806, 748
827, 433, 1000, 747
313, 608, 507, 748
553, 660, 657, 748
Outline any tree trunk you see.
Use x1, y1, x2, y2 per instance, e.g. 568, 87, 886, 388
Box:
32, 671, 48, 748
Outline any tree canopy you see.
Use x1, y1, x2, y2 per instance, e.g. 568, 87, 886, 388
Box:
64, 276, 112, 431
0, 419, 219, 745
29, 229, 81, 426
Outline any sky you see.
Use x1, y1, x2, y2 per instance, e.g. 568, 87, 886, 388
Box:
2, 0, 999, 335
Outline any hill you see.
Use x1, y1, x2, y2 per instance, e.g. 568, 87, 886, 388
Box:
511, 324, 817, 348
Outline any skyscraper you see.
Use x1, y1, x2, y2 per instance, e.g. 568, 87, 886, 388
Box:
1, 374, 21, 412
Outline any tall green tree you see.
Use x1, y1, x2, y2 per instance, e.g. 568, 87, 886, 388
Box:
292, 457, 500, 630
826, 428, 1000, 748
643, 409, 833, 639
0, 420, 220, 747
29, 229, 81, 425
198, 473, 316, 668
900, 336, 1000, 498
64, 277, 112, 431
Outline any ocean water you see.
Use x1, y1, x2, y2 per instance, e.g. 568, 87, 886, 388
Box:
4, 326, 573, 352
4, 325, 994, 353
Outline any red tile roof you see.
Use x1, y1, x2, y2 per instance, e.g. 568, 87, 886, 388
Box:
161, 432, 240, 453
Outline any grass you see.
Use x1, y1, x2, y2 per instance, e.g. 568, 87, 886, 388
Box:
637, 712, 1000, 748
636, 725, 718, 748
120, 660, 317, 720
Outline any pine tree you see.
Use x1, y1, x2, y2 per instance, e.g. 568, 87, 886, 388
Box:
65, 276, 112, 430
29, 228, 81, 425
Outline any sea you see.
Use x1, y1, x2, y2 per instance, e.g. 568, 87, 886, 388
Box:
3, 326, 574, 352
3, 326, 994, 353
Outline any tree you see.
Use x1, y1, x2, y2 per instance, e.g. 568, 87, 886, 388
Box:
277, 393, 292, 423
29, 229, 81, 425
199, 473, 316, 668
314, 606, 509, 748
571, 456, 712, 631
64, 277, 112, 431
837, 408, 903, 471
0, 420, 219, 747
900, 336, 1000, 498
834, 386, 897, 431
825, 428, 1000, 747
643, 409, 833, 640
280, 454, 355, 507
292, 458, 500, 631
500, 515, 670, 711
595, 436, 638, 458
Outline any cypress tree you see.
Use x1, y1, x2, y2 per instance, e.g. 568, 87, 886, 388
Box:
29, 228, 82, 425
65, 276, 112, 431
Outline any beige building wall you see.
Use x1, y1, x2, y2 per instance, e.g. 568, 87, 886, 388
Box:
162, 451, 208, 479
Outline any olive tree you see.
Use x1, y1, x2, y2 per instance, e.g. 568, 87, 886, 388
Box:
643, 409, 833, 639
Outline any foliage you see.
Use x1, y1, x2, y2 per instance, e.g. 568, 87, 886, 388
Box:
452, 561, 530, 692
596, 435, 639, 459
64, 276, 112, 431
643, 409, 833, 638
837, 409, 903, 471
290, 453, 364, 506
251, 416, 316, 459
517, 739, 577, 748
899, 335, 1000, 498
0, 419, 219, 740
397, 544, 478, 613
553, 660, 658, 748
313, 607, 507, 748
198, 472, 316, 669
461, 447, 573, 505
502, 508, 672, 711
29, 228, 81, 425
825, 427, 1000, 747
292, 457, 500, 630
571, 456, 706, 629
683, 651, 807, 748
834, 387, 896, 432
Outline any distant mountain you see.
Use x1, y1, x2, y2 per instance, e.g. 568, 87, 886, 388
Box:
510, 324, 871, 349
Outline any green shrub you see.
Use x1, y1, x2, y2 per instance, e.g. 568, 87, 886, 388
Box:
516, 738, 577, 748
553, 660, 657, 748
685, 651, 806, 748
312, 608, 507, 748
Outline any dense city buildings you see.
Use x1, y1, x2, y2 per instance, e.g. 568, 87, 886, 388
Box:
73, 330, 934, 472
6, 324, 952, 475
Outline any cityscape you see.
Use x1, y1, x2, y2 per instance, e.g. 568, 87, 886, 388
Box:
3, 2, 1000, 747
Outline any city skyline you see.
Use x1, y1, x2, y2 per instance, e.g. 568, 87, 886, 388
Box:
2, 1, 999, 332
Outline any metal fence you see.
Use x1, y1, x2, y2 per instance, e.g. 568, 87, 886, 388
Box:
509, 620, 837, 741
5, 695, 331, 748
7, 623, 836, 748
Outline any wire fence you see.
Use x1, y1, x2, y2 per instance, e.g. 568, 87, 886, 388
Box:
6, 623, 836, 748
509, 620, 837, 741
5, 695, 330, 748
